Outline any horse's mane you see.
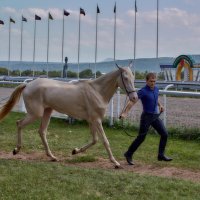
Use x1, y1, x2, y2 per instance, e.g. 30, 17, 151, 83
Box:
68, 69, 119, 86
92, 68, 119, 84
69, 79, 89, 86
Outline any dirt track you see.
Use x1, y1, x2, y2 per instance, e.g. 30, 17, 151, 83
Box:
0, 151, 200, 183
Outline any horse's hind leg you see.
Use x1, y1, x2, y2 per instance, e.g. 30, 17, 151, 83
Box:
38, 108, 57, 161
13, 114, 38, 155
72, 122, 98, 154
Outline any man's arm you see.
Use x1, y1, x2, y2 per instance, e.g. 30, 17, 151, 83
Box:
120, 99, 138, 119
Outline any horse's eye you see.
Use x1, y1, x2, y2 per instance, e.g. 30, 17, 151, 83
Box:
124, 74, 128, 80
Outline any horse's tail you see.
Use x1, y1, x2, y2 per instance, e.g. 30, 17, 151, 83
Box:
0, 83, 26, 121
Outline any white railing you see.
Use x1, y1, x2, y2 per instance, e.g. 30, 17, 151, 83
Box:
0, 81, 200, 128
108, 85, 200, 128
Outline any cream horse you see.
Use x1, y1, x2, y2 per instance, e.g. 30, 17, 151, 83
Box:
0, 66, 138, 168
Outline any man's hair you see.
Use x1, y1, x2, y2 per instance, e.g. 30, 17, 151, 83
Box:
146, 72, 157, 80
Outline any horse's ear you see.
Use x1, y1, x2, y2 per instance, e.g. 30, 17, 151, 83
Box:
128, 60, 135, 73
128, 60, 133, 68
115, 63, 122, 70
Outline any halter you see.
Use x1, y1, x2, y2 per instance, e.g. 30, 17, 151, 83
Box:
120, 70, 136, 96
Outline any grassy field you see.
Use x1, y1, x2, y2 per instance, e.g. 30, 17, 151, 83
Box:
0, 112, 200, 200
1, 159, 200, 200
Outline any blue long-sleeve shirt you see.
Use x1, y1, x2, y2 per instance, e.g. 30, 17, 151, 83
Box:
138, 85, 159, 114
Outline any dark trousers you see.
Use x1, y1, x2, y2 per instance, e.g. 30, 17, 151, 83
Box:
126, 112, 168, 157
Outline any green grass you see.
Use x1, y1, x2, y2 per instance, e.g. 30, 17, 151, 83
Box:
0, 160, 200, 200
0, 112, 200, 199
0, 112, 200, 169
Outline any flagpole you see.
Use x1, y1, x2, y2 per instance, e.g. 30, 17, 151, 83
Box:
0, 20, 4, 64
114, 3, 116, 61
110, 3, 117, 127
94, 5, 99, 79
8, 18, 11, 76
134, 0, 137, 60
33, 18, 36, 77
47, 14, 50, 77
20, 16, 23, 76
77, 12, 81, 80
61, 10, 65, 77
133, 0, 137, 74
20, 18, 23, 62
156, 0, 159, 59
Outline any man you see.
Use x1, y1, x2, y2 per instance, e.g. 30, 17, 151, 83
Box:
120, 72, 172, 165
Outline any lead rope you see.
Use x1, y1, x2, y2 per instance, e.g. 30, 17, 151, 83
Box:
119, 99, 163, 137
0, 96, 9, 104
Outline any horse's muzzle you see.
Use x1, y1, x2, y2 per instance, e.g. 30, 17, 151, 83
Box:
128, 91, 138, 102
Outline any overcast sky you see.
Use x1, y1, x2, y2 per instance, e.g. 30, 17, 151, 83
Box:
0, 0, 200, 63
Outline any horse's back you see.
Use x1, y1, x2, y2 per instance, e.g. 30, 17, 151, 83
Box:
22, 79, 68, 116
22, 77, 113, 121
22, 78, 91, 118
25, 78, 63, 90
24, 78, 79, 95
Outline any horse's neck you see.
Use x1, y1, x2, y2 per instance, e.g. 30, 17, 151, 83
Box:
92, 70, 119, 103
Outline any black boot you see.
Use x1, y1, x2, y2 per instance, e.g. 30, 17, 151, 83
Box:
158, 155, 173, 161
124, 152, 134, 165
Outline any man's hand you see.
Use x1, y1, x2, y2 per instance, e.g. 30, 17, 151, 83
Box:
119, 100, 136, 119
159, 105, 164, 113
119, 112, 127, 119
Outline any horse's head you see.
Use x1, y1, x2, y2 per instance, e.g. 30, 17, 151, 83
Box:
116, 63, 138, 102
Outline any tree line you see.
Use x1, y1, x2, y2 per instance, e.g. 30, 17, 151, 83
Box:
0, 67, 164, 80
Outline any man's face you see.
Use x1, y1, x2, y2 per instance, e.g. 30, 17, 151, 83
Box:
146, 77, 156, 89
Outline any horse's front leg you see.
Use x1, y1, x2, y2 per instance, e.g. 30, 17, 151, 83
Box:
38, 108, 57, 161
72, 122, 98, 154
95, 120, 121, 168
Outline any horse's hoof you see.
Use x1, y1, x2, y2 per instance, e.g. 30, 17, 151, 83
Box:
13, 148, 18, 155
48, 155, 58, 161
115, 165, 123, 169
72, 149, 76, 155
72, 148, 78, 155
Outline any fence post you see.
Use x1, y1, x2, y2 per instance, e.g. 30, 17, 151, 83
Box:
163, 84, 174, 126
117, 87, 120, 118
109, 97, 114, 126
